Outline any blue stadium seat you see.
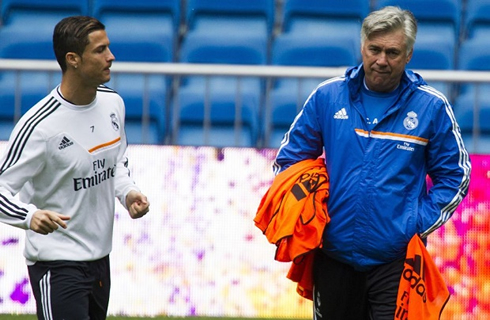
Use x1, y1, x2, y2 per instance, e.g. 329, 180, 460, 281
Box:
454, 32, 490, 152
270, 0, 367, 147
282, 0, 368, 32
0, 8, 62, 134
265, 34, 358, 148
408, 37, 455, 97
0, 78, 25, 140
409, 38, 455, 70
453, 94, 490, 154
175, 31, 266, 147
458, 37, 490, 71
374, 0, 461, 44
100, 12, 171, 144
91, 0, 177, 144
0, 0, 86, 58
0, 71, 61, 140
0, 33, 55, 60
176, 77, 260, 147
283, 0, 369, 19
104, 62, 168, 145
177, 0, 274, 146
186, 0, 275, 36
0, 123, 14, 141
106, 74, 167, 145
92, 0, 178, 63
0, 0, 88, 59
464, 0, 490, 40
0, 0, 88, 138
375, 0, 460, 99
453, 36, 490, 153
281, 0, 368, 55
186, 0, 275, 25
457, 37, 490, 95
183, 0, 274, 68
92, 0, 180, 31
1, 0, 88, 27
272, 35, 360, 68
180, 31, 268, 65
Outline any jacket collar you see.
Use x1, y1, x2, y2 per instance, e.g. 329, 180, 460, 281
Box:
344, 64, 428, 117
344, 63, 427, 96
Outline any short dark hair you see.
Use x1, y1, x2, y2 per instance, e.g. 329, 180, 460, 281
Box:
53, 16, 105, 72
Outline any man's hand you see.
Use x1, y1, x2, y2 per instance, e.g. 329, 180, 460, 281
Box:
30, 210, 70, 235
126, 190, 150, 219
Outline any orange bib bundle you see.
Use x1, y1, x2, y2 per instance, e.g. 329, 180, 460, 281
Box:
255, 159, 450, 318
395, 235, 450, 320
254, 158, 330, 300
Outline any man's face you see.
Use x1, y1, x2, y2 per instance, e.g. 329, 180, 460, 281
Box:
361, 29, 412, 92
78, 29, 115, 86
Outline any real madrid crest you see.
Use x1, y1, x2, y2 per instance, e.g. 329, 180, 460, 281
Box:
110, 113, 120, 131
403, 111, 418, 130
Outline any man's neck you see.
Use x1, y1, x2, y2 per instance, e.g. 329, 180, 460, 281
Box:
59, 77, 97, 105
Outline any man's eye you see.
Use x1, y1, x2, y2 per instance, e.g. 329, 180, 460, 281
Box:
388, 51, 400, 58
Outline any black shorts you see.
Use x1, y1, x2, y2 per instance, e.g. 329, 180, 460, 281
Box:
28, 255, 111, 320
313, 250, 405, 320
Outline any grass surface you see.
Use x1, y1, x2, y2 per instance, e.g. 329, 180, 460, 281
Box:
0, 316, 164, 320
0, 314, 195, 320
0, 316, 303, 320
0, 317, 179, 320
1, 317, 187, 320
2, 317, 217, 320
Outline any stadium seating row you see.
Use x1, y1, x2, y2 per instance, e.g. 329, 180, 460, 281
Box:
0, 0, 489, 152
0, 0, 486, 65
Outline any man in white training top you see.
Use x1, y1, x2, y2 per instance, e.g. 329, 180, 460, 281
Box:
0, 16, 150, 320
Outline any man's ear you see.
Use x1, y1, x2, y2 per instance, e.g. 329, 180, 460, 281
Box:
406, 49, 413, 64
66, 52, 80, 69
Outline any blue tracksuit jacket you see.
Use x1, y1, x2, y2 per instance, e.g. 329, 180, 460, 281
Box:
273, 64, 471, 271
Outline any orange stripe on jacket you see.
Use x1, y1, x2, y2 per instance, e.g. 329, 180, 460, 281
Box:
395, 235, 450, 320
254, 158, 330, 300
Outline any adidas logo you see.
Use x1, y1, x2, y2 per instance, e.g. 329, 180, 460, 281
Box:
403, 254, 427, 302
58, 136, 74, 150
334, 108, 349, 120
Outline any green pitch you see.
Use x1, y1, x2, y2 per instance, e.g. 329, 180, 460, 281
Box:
0, 316, 305, 320
1, 317, 241, 320
4, 317, 210, 320
0, 316, 155, 320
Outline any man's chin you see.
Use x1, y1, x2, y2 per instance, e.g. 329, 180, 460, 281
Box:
101, 75, 111, 84
366, 78, 395, 92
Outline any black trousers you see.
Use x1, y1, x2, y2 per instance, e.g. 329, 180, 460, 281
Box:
313, 250, 405, 320
28, 255, 111, 320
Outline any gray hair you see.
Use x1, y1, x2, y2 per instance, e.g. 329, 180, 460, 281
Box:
361, 6, 417, 56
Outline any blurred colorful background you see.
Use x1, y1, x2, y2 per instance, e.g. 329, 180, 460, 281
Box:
0, 144, 488, 319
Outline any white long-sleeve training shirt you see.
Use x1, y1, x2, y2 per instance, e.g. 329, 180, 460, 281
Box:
0, 85, 140, 264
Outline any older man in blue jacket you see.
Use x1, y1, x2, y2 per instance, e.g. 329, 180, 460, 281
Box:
273, 6, 471, 320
